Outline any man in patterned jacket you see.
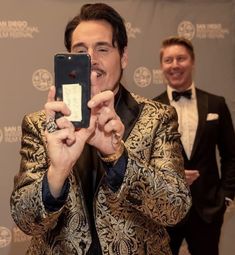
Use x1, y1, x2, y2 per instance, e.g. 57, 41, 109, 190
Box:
10, 3, 191, 255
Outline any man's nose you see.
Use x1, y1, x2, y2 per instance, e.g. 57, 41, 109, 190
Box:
172, 58, 179, 67
88, 49, 98, 65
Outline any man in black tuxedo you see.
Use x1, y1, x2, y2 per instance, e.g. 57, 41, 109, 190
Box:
154, 36, 235, 255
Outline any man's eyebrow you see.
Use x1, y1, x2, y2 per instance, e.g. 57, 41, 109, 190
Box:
72, 42, 86, 49
72, 41, 113, 49
95, 41, 113, 46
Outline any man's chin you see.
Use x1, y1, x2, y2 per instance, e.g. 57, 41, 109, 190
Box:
169, 81, 183, 89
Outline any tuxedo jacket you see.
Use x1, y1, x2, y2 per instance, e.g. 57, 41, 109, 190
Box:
154, 88, 235, 223
11, 85, 191, 255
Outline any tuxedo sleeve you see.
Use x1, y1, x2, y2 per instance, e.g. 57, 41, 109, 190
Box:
217, 97, 235, 200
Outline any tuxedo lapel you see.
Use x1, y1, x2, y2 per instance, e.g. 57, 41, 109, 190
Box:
190, 89, 208, 159
155, 91, 170, 105
115, 85, 143, 141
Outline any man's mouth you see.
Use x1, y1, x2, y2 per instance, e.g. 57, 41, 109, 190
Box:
170, 71, 182, 79
92, 69, 105, 78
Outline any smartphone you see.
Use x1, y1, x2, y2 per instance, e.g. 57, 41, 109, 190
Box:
54, 53, 91, 128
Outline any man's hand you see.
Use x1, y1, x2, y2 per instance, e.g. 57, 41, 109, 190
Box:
44, 86, 97, 198
185, 169, 200, 185
87, 90, 125, 156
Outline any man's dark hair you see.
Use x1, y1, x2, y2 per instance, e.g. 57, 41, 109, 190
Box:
160, 36, 195, 62
64, 3, 128, 55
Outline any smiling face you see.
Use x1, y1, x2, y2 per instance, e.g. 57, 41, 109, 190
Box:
161, 45, 194, 91
71, 20, 128, 95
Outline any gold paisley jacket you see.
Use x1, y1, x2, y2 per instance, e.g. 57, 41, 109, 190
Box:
10, 86, 191, 255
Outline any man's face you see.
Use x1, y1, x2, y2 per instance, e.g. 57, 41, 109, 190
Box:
71, 20, 128, 94
161, 45, 194, 91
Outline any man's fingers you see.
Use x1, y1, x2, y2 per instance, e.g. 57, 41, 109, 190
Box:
88, 90, 114, 108
47, 86, 56, 102
91, 71, 101, 97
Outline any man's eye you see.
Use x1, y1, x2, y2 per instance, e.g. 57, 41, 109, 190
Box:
164, 58, 172, 64
177, 56, 186, 62
97, 47, 109, 52
78, 50, 87, 53
74, 48, 87, 53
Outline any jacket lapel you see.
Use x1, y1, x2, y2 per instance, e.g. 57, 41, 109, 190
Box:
155, 91, 170, 105
115, 85, 143, 141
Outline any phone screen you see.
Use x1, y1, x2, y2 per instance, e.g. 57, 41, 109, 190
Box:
54, 53, 91, 128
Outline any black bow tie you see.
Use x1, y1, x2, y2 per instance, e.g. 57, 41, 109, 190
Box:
172, 89, 192, 101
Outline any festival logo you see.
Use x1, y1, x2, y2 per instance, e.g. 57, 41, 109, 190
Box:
0, 226, 12, 248
134, 68, 165, 87
178, 20, 229, 40
4, 126, 21, 143
0, 226, 32, 248
0, 20, 39, 39
32, 69, 53, 91
152, 69, 165, 85
134, 67, 152, 87
0, 129, 3, 143
125, 22, 141, 38
0, 126, 21, 144
177, 21, 195, 40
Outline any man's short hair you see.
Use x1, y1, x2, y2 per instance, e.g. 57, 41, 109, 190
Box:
64, 3, 128, 56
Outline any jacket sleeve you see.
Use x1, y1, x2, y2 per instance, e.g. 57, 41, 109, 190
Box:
217, 97, 235, 200
10, 112, 67, 235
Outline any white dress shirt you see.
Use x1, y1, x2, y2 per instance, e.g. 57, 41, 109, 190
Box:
167, 83, 198, 159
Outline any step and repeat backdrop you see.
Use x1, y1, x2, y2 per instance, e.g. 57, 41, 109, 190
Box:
0, 0, 235, 254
